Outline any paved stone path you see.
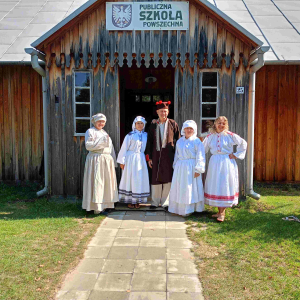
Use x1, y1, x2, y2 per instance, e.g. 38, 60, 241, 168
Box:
56, 211, 204, 300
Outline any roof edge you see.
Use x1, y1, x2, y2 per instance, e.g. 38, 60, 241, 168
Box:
31, 0, 263, 49
31, 0, 98, 48
0, 61, 45, 65
264, 60, 300, 65
198, 0, 263, 46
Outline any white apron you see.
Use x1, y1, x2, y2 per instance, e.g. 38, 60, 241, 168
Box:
82, 128, 118, 212
203, 131, 247, 208
117, 131, 150, 204
169, 135, 205, 216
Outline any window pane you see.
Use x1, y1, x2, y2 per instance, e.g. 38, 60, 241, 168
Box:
76, 104, 90, 117
202, 104, 216, 118
163, 94, 171, 102
153, 95, 161, 102
75, 88, 90, 102
75, 72, 90, 87
202, 119, 214, 133
76, 119, 90, 133
135, 95, 140, 102
202, 72, 217, 87
142, 95, 151, 102
202, 89, 217, 103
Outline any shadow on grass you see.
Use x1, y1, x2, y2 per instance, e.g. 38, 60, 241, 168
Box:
254, 181, 300, 197
187, 203, 300, 245
0, 182, 98, 221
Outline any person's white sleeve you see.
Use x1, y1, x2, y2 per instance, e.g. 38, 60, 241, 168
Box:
195, 139, 206, 174
85, 130, 109, 151
233, 134, 247, 160
117, 134, 130, 165
110, 139, 118, 167
202, 136, 210, 154
173, 145, 179, 169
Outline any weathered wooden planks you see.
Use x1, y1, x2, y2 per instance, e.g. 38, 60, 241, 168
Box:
35, 1, 256, 70
0, 67, 3, 180
296, 66, 300, 181
32, 0, 257, 196
254, 66, 266, 181
255, 65, 300, 182
0, 65, 43, 181
174, 57, 248, 196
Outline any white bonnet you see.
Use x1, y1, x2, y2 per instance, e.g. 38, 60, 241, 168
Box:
132, 116, 147, 132
181, 120, 197, 137
91, 113, 106, 125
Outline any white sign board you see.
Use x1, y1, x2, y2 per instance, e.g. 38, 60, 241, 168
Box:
106, 2, 189, 31
236, 87, 244, 94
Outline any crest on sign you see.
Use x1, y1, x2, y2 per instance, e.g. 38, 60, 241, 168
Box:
112, 4, 132, 28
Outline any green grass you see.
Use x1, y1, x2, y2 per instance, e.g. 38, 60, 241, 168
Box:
0, 182, 105, 300
186, 182, 300, 300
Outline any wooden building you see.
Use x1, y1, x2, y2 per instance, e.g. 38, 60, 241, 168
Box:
26, 0, 263, 196
0, 65, 43, 181
2, 0, 299, 194
255, 65, 300, 182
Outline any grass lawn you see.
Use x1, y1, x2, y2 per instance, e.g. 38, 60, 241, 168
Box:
186, 182, 300, 300
0, 182, 105, 300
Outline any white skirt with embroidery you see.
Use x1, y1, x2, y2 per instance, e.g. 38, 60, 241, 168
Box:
119, 152, 150, 204
204, 154, 239, 207
169, 158, 205, 216
82, 152, 118, 212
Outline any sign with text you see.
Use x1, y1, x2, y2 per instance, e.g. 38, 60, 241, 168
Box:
236, 87, 244, 94
106, 2, 189, 31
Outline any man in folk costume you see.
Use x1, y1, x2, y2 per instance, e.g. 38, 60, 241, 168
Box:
146, 101, 180, 209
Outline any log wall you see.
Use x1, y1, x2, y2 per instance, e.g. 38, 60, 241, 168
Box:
46, 56, 119, 195
175, 54, 249, 197
254, 65, 300, 182
0, 65, 43, 181
36, 0, 254, 195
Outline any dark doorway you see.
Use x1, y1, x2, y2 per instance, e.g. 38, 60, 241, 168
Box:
120, 64, 175, 144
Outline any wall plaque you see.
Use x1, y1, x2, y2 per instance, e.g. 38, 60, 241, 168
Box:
106, 2, 189, 31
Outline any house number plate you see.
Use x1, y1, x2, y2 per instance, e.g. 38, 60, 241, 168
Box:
236, 87, 244, 94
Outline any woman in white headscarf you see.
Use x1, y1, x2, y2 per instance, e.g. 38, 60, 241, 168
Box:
82, 113, 118, 214
169, 120, 206, 216
117, 116, 150, 208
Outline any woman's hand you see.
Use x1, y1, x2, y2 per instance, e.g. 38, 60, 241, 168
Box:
229, 153, 237, 159
194, 173, 200, 178
148, 159, 153, 168
120, 164, 125, 170
152, 119, 158, 124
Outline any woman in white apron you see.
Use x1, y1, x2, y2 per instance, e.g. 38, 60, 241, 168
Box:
203, 116, 247, 222
82, 113, 118, 214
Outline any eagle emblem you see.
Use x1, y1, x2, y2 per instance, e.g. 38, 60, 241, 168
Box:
112, 4, 132, 28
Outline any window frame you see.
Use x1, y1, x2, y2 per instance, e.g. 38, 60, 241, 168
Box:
73, 69, 93, 136
200, 70, 219, 137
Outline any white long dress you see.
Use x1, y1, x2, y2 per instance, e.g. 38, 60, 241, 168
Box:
117, 131, 150, 204
203, 131, 247, 207
82, 127, 118, 212
169, 136, 206, 216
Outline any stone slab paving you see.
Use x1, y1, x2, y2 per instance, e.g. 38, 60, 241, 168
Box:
56, 211, 204, 300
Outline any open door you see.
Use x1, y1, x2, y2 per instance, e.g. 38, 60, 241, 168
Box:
120, 65, 175, 144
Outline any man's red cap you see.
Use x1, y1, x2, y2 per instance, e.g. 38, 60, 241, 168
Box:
155, 100, 171, 110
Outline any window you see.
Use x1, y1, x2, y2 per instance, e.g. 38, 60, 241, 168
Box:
142, 95, 151, 102
200, 72, 218, 135
133, 94, 170, 103
73, 71, 92, 135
